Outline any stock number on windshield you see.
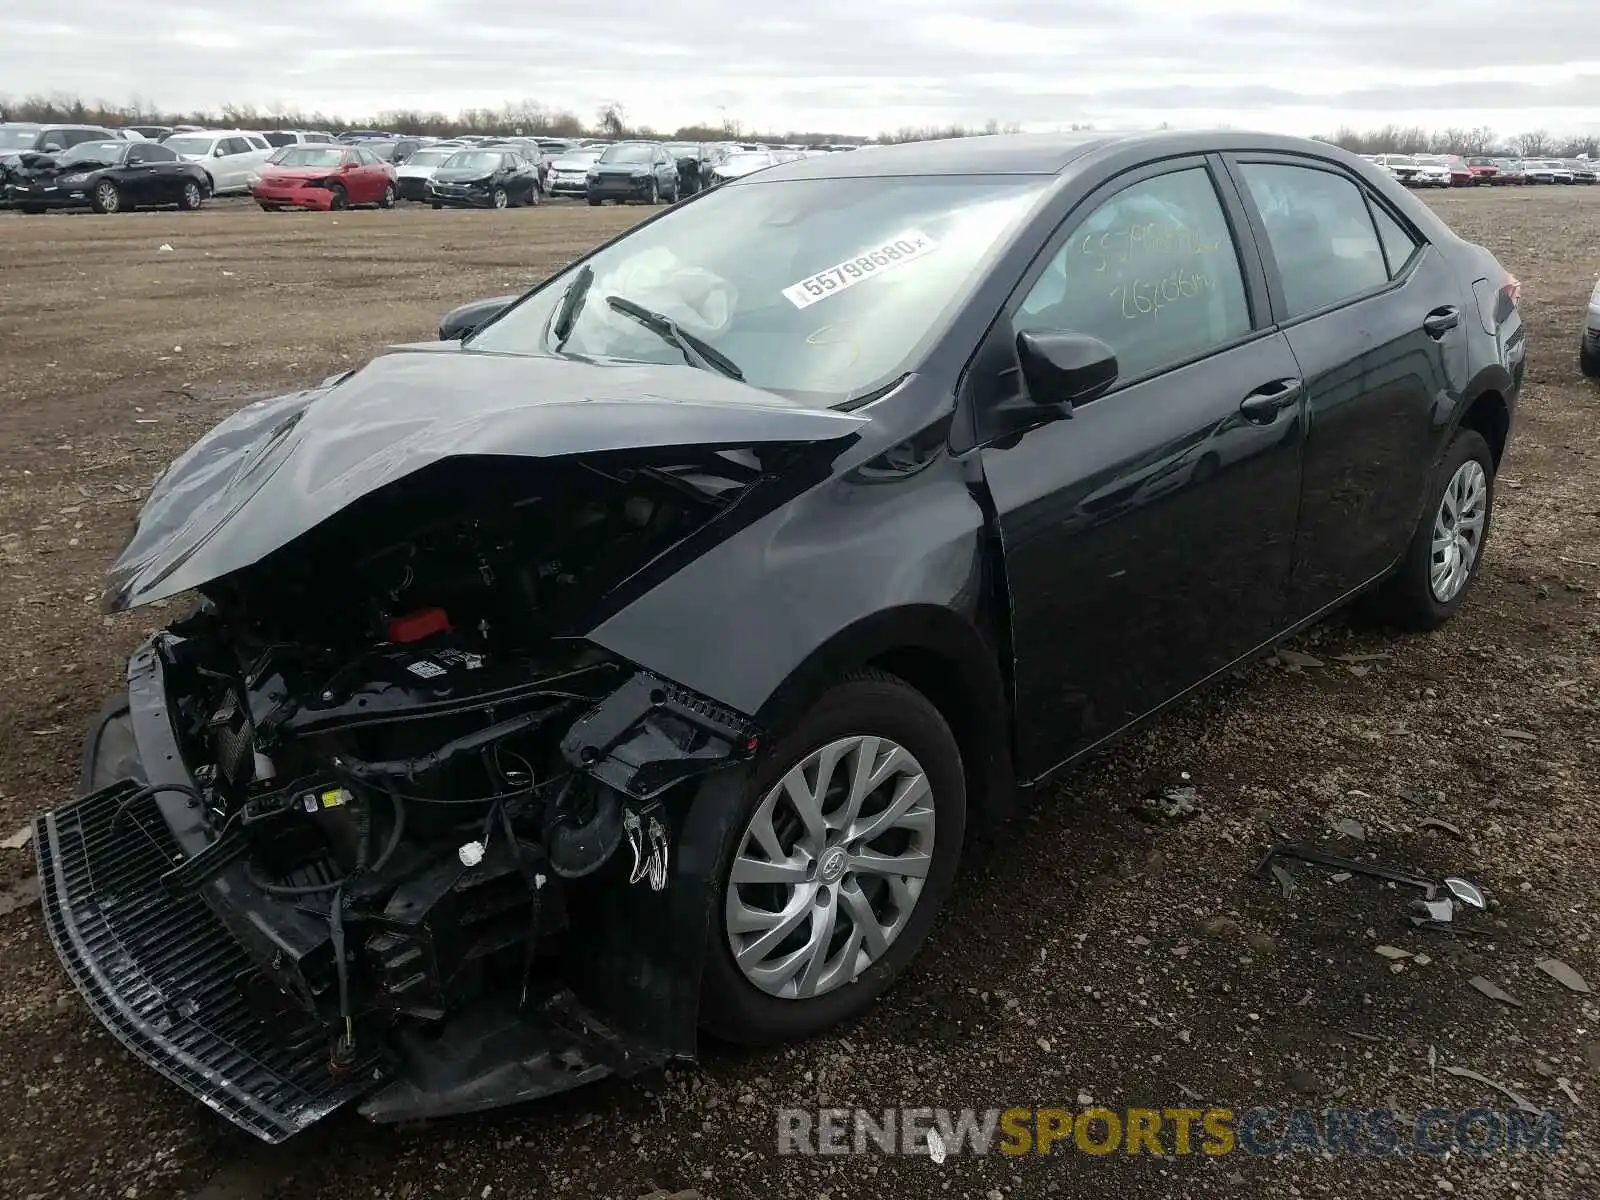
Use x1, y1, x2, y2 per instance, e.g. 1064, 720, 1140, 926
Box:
782, 230, 938, 309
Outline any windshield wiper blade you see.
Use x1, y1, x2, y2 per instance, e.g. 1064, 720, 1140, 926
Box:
603, 294, 744, 381
551, 263, 594, 350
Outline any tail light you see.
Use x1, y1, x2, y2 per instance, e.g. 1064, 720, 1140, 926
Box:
1501, 274, 1521, 306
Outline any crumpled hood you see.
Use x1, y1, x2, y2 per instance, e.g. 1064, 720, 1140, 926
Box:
105, 347, 866, 611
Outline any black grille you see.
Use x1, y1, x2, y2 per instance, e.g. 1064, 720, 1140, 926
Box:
34, 780, 387, 1143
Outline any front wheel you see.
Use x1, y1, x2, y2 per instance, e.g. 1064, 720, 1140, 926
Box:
587, 195, 602, 206
91, 180, 122, 214
700, 672, 966, 1046
1371, 429, 1495, 630
1582, 342, 1600, 379
491, 187, 508, 209
327, 184, 348, 211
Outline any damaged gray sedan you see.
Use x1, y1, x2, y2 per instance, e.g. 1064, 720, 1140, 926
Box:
37, 131, 1522, 1141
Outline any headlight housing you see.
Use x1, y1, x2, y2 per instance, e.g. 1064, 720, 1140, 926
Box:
59, 172, 91, 186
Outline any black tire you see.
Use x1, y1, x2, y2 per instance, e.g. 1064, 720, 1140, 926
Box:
430, 201, 443, 210
178, 180, 203, 211
491, 187, 508, 209
328, 184, 348, 211
91, 180, 121, 214
257, 203, 281, 212
527, 182, 541, 206
378, 183, 396, 209
1370, 428, 1495, 631
647, 177, 658, 205
587, 195, 602, 206
699, 672, 966, 1046
19, 205, 45, 215
1582, 342, 1600, 379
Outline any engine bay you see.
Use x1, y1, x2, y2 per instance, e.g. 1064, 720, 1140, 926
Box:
145, 450, 761, 1074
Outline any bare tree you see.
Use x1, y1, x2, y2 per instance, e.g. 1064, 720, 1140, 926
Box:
1510, 129, 1553, 156
596, 102, 626, 139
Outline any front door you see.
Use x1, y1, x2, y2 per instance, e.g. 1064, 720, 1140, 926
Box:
968, 158, 1306, 781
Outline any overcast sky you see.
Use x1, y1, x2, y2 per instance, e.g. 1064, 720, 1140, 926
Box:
3, 0, 1598, 136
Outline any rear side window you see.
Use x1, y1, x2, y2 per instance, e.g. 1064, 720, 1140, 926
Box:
264, 132, 296, 147
1015, 166, 1252, 382
1238, 163, 1389, 318
1370, 204, 1420, 278
131, 144, 177, 163
222, 137, 251, 155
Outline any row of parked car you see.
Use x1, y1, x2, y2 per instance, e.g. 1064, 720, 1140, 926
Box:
0, 118, 865, 213
1365, 152, 1598, 186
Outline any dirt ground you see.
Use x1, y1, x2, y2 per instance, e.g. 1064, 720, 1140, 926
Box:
0, 189, 1597, 1200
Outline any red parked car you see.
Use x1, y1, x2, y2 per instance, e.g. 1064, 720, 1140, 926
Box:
250, 145, 397, 211
1465, 156, 1503, 184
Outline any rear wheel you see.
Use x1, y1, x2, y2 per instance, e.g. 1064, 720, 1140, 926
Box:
258, 203, 282, 212
1582, 342, 1600, 379
430, 201, 443, 210
646, 177, 659, 205
378, 182, 396, 209
178, 180, 203, 210
700, 673, 966, 1045
1371, 428, 1495, 630
19, 205, 45, 215
91, 180, 122, 214
587, 195, 602, 206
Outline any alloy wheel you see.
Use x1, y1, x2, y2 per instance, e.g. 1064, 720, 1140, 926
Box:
725, 735, 935, 1000
97, 182, 119, 213
1430, 459, 1487, 602
182, 182, 201, 209
492, 188, 508, 209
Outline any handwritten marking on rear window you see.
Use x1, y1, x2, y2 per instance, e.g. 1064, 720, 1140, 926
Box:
1110, 267, 1216, 319
782, 229, 938, 310
1081, 222, 1221, 272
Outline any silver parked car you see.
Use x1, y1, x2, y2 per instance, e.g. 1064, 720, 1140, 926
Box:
544, 148, 602, 197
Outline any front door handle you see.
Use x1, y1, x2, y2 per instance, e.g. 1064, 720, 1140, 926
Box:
1238, 377, 1303, 424
1423, 306, 1460, 338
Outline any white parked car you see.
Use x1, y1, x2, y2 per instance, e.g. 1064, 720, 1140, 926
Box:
1581, 276, 1599, 378
160, 130, 274, 195
393, 144, 464, 202
1410, 159, 1453, 187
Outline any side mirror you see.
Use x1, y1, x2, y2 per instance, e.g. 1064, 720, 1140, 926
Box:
213, 146, 227, 157
438, 294, 518, 341
41, 142, 64, 153
1015, 330, 1119, 412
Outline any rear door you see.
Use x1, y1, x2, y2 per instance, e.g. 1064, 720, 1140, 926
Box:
967, 156, 1307, 781
1223, 154, 1464, 618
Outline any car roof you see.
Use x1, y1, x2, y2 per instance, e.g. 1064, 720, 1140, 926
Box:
754, 130, 1394, 182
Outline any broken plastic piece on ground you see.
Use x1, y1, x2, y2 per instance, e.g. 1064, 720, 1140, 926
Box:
1254, 842, 1486, 925
1130, 784, 1200, 822
1535, 957, 1593, 994
1466, 975, 1524, 1009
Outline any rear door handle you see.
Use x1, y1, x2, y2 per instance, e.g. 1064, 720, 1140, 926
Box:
1423, 306, 1460, 338
1238, 378, 1303, 423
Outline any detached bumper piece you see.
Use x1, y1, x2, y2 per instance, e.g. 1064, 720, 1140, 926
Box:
34, 780, 389, 1143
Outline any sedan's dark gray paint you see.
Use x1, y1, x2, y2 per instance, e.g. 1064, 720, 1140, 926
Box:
106, 348, 866, 611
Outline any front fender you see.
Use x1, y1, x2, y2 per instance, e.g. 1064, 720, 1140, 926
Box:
585, 449, 991, 720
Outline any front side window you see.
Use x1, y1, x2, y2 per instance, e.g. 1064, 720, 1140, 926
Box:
1238, 163, 1389, 318
469, 174, 1050, 405
1015, 167, 1252, 383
